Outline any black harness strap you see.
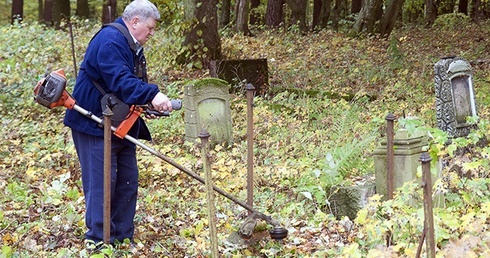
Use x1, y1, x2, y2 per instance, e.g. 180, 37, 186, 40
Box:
84, 22, 148, 94
104, 22, 148, 83
104, 22, 138, 53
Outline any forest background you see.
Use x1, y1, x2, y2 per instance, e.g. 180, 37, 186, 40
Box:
1, 0, 490, 257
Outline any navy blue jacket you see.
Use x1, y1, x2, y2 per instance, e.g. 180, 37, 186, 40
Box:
64, 18, 159, 141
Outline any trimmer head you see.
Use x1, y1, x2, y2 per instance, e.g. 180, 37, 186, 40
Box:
238, 212, 288, 241
269, 227, 288, 240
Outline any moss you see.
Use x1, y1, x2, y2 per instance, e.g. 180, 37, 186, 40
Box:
186, 77, 230, 90
254, 221, 269, 232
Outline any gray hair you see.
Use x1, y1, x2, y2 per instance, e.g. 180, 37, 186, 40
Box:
122, 0, 160, 22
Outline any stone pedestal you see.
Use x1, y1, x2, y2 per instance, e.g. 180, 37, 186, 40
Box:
184, 78, 232, 144
374, 129, 428, 198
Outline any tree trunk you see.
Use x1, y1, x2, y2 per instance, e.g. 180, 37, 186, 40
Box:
312, 0, 322, 29
352, 0, 383, 34
285, 0, 308, 32
265, 0, 284, 28
425, 0, 437, 26
377, 0, 405, 37
42, 0, 53, 25
331, 0, 343, 31
200, 0, 222, 64
312, 0, 331, 30
469, 0, 480, 22
11, 0, 23, 24
236, 0, 251, 35
102, 0, 117, 24
76, 0, 90, 18
181, 0, 222, 68
38, 0, 43, 20
458, 0, 468, 14
351, 0, 362, 13
53, 0, 70, 26
220, 0, 231, 28
250, 0, 261, 24
438, 0, 455, 14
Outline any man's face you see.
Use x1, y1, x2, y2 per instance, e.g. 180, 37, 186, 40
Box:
130, 17, 157, 45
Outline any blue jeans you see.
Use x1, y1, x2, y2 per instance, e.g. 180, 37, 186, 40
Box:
72, 130, 138, 243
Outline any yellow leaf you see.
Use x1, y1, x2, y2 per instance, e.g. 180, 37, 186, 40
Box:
393, 243, 406, 252
26, 166, 38, 180
366, 249, 385, 258
405, 246, 417, 257
369, 194, 382, 203
482, 202, 490, 215
459, 212, 476, 232
341, 243, 361, 257
416, 166, 422, 178
462, 161, 481, 170
481, 250, 490, 257
355, 209, 368, 224
2, 232, 17, 245
243, 249, 253, 256
194, 220, 204, 235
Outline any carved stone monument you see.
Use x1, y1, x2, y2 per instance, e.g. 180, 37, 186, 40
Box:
184, 78, 232, 144
434, 57, 477, 137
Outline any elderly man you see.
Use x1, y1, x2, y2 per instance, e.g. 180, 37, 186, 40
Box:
64, 0, 171, 248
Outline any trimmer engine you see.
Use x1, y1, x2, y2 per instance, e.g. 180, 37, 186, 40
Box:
34, 69, 75, 109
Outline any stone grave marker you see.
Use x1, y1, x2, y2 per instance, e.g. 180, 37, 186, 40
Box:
434, 56, 477, 137
328, 181, 376, 220
184, 78, 232, 144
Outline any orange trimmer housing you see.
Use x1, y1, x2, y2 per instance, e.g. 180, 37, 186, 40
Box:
113, 105, 143, 139
34, 69, 141, 139
34, 69, 75, 109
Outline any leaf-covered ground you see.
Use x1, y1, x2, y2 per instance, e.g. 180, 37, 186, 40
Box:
1, 16, 490, 257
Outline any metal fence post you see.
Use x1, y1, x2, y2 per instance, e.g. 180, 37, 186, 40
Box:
246, 83, 255, 213
386, 113, 396, 200
199, 130, 219, 256
420, 152, 435, 258
102, 107, 113, 244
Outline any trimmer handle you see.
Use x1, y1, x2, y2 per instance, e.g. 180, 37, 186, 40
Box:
170, 99, 182, 110
146, 99, 182, 117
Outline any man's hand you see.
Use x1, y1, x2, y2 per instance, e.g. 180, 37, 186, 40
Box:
151, 92, 173, 113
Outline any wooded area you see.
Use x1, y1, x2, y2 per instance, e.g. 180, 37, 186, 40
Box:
7, 0, 490, 35
3, 0, 490, 255
4, 0, 490, 68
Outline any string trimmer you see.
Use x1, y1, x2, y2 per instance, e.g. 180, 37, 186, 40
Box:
34, 69, 288, 240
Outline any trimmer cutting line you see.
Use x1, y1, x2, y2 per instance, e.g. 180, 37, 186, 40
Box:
34, 69, 288, 240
